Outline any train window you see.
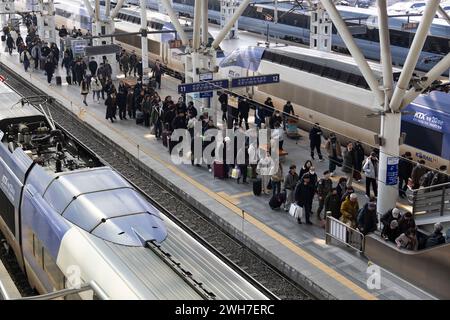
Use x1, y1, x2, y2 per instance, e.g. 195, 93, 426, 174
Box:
401, 121, 443, 156
310, 63, 322, 75
0, 189, 15, 236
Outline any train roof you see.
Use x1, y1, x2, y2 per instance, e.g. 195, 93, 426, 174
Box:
42, 167, 167, 246
254, 3, 450, 38
0, 82, 44, 126
409, 90, 450, 115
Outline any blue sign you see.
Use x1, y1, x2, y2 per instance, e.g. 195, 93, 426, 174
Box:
178, 79, 229, 94
386, 157, 399, 186
231, 74, 280, 88
200, 91, 213, 98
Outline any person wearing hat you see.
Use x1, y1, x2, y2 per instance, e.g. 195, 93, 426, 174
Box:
424, 223, 446, 249
381, 208, 400, 238
340, 193, 359, 228
357, 202, 378, 235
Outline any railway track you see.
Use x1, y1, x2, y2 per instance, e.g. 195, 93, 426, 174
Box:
0, 62, 315, 300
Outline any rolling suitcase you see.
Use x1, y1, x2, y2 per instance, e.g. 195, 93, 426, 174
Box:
253, 178, 262, 196
56, 76, 62, 86
1, 35, 5, 42
213, 161, 225, 179
136, 111, 144, 125
66, 75, 72, 85
269, 192, 286, 209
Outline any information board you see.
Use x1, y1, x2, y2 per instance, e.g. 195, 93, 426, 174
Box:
386, 157, 399, 186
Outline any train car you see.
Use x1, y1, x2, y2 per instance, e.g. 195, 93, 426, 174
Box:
223, 45, 450, 171
0, 81, 269, 299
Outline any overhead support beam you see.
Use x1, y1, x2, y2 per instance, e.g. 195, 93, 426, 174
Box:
160, 0, 189, 45
401, 53, 450, 109
105, 0, 111, 17
319, 0, 384, 105
95, 0, 100, 22
110, 0, 126, 19
211, 0, 252, 49
202, 0, 209, 45
389, 0, 440, 112
140, 0, 149, 83
437, 5, 450, 25
376, 0, 393, 100
193, 0, 202, 50
82, 0, 95, 18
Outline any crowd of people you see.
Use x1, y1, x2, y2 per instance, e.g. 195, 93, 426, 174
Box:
3, 18, 448, 251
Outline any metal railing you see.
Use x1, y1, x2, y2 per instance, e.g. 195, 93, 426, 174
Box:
0, 280, 109, 300
407, 181, 450, 220
325, 215, 365, 253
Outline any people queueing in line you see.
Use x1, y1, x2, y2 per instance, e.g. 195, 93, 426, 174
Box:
9, 25, 450, 240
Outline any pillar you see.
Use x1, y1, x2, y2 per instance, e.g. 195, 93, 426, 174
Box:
220, 0, 239, 40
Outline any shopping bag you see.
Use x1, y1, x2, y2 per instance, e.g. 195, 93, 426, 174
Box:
289, 204, 303, 219
231, 167, 241, 179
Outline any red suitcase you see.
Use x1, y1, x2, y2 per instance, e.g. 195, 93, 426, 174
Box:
213, 161, 225, 179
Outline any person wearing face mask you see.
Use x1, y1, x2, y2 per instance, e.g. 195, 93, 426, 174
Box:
309, 123, 324, 161
299, 160, 313, 180
316, 170, 333, 220
336, 177, 347, 201
270, 110, 283, 129
294, 174, 315, 225
305, 166, 318, 187
282, 101, 295, 130
363, 152, 378, 198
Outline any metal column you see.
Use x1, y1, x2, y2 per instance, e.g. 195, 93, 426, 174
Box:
140, 0, 149, 83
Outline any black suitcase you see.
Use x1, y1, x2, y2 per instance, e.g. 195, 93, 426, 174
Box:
1, 35, 5, 42
253, 178, 262, 196
269, 192, 286, 209
56, 76, 62, 86
136, 111, 144, 125
66, 76, 72, 85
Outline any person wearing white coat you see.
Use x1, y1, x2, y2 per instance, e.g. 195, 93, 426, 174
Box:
363, 152, 378, 198
90, 76, 103, 103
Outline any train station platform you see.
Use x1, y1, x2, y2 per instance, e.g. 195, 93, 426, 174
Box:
0, 42, 437, 300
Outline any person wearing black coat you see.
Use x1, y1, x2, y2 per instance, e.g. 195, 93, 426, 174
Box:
294, 174, 315, 225
324, 188, 341, 219
358, 202, 378, 235
353, 141, 365, 178
238, 97, 250, 129
6, 34, 14, 55
44, 58, 55, 84
186, 101, 198, 118
116, 90, 127, 120
218, 92, 228, 122
74, 61, 84, 86
309, 123, 323, 161
88, 57, 98, 76
398, 152, 413, 198
105, 93, 117, 123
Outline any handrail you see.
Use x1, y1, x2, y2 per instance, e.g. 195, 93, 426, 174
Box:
325, 215, 365, 252
408, 181, 450, 219
5, 281, 109, 300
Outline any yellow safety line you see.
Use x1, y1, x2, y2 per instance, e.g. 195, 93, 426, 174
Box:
229, 191, 254, 199
34, 70, 378, 300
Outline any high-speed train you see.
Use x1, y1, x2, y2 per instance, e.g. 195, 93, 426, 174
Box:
231, 45, 450, 171
0, 82, 268, 299
19, 0, 449, 75
133, 0, 449, 74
